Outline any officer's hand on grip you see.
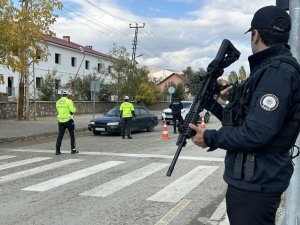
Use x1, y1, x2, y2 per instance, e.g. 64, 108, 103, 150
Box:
217, 78, 232, 101
188, 123, 207, 148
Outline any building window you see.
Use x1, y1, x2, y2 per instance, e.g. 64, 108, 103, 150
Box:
97, 63, 102, 73
85, 60, 90, 69
71, 57, 76, 67
108, 65, 112, 73
55, 53, 61, 64
36, 77, 42, 89
55, 79, 61, 90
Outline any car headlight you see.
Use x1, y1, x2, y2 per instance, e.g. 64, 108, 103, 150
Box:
89, 121, 95, 125
107, 122, 119, 126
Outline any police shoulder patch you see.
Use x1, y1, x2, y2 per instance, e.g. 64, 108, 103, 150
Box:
260, 94, 279, 111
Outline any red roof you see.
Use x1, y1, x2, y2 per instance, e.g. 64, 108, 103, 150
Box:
44, 35, 114, 61
159, 73, 186, 84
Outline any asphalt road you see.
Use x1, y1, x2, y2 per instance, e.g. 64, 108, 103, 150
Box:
0, 116, 229, 225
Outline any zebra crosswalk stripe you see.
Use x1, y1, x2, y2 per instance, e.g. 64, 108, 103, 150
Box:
0, 159, 82, 184
80, 163, 169, 197
147, 165, 218, 203
0, 157, 51, 171
22, 161, 125, 192
0, 155, 17, 160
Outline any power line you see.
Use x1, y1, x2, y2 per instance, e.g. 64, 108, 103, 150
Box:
82, 0, 135, 24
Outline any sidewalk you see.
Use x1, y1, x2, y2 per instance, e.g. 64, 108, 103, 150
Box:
0, 111, 162, 143
0, 114, 102, 143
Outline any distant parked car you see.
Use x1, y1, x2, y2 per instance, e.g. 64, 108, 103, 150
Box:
88, 106, 159, 135
161, 100, 210, 124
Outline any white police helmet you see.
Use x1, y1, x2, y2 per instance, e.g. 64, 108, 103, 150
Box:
124, 96, 129, 100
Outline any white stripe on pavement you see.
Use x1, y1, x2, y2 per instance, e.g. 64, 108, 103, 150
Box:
201, 199, 229, 225
154, 199, 192, 225
0, 155, 17, 160
0, 157, 51, 171
80, 163, 168, 197
147, 165, 218, 203
0, 159, 81, 183
22, 161, 125, 192
10, 149, 224, 162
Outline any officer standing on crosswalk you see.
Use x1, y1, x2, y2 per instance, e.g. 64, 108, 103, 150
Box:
55, 90, 79, 155
119, 96, 135, 139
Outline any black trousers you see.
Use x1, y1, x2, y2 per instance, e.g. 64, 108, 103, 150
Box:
226, 185, 282, 225
172, 113, 183, 132
121, 117, 132, 137
56, 120, 76, 151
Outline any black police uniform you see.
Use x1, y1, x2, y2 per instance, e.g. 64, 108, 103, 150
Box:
169, 99, 183, 133
204, 44, 300, 225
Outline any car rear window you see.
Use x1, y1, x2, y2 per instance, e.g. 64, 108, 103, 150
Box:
106, 107, 120, 116
182, 102, 192, 109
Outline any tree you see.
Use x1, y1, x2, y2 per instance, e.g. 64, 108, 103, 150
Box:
163, 82, 185, 101
38, 70, 60, 101
108, 43, 160, 104
0, 0, 63, 119
135, 82, 161, 105
228, 71, 238, 84
184, 66, 206, 96
238, 66, 247, 81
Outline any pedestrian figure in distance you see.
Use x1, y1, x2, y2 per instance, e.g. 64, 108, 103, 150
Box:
169, 96, 183, 134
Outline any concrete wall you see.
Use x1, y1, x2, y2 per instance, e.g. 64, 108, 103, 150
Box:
0, 101, 170, 120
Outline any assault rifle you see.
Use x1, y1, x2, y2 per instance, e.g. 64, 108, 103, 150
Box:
166, 39, 240, 177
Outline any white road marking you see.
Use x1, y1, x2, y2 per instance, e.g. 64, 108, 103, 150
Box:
0, 157, 51, 171
0, 155, 17, 160
22, 161, 125, 192
154, 199, 192, 225
80, 163, 168, 197
147, 165, 218, 203
9, 149, 224, 162
0, 159, 81, 183
210, 199, 229, 225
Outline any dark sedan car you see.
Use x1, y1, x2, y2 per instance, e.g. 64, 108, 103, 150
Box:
88, 106, 159, 135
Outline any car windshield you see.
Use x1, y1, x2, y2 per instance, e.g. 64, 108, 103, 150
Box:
182, 102, 192, 109
106, 107, 120, 117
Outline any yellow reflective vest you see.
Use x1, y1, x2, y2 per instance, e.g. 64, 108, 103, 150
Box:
119, 102, 134, 118
56, 97, 76, 123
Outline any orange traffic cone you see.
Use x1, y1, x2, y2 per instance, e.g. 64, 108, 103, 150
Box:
162, 120, 170, 139
200, 116, 206, 128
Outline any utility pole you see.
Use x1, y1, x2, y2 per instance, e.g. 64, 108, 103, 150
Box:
282, 0, 300, 224
129, 23, 145, 65
17, 0, 28, 120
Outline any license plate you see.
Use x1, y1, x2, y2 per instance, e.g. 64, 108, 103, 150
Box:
95, 128, 105, 131
166, 115, 173, 118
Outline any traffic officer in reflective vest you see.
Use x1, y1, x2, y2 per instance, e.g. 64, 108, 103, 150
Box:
119, 96, 136, 139
189, 6, 300, 225
55, 90, 78, 155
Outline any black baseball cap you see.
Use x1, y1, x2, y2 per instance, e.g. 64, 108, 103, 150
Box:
245, 5, 291, 34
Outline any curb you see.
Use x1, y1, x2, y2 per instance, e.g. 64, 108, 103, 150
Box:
0, 127, 88, 144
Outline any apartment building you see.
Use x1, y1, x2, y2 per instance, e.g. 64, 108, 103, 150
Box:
0, 35, 114, 101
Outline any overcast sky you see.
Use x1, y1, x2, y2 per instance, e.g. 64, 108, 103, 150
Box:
52, 0, 276, 74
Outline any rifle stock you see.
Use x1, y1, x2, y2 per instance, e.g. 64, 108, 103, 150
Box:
166, 39, 240, 177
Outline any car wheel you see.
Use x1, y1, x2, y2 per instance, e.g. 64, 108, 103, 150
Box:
93, 130, 101, 135
147, 122, 154, 132
166, 121, 170, 125
204, 112, 210, 123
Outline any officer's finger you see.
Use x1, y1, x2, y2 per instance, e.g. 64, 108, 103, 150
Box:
189, 123, 199, 131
